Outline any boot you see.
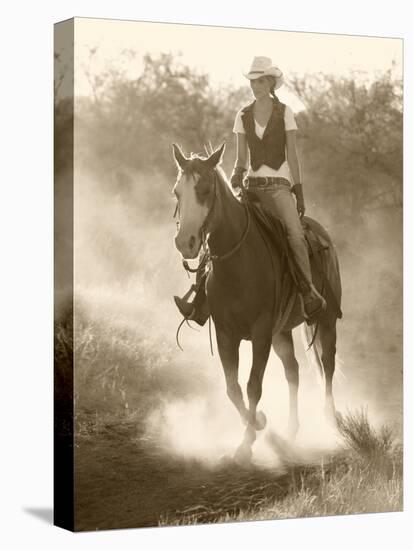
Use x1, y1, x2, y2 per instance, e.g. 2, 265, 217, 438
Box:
189, 290, 210, 326
302, 284, 327, 324
174, 279, 210, 326
174, 295, 195, 318
174, 283, 196, 318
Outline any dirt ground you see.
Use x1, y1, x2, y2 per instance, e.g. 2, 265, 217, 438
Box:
75, 421, 302, 530
74, 341, 402, 531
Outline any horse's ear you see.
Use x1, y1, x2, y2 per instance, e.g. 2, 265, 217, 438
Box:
172, 143, 188, 170
206, 141, 226, 168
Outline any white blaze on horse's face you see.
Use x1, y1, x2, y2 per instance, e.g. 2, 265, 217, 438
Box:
173, 170, 209, 259
172, 142, 225, 259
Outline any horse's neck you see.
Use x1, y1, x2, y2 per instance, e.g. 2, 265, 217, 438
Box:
207, 178, 247, 259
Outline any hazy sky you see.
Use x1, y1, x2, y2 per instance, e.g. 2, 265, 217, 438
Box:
66, 17, 402, 97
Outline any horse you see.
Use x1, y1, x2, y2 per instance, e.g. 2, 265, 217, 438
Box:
172, 141, 342, 462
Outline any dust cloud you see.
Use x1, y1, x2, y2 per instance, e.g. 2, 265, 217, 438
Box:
71, 157, 402, 466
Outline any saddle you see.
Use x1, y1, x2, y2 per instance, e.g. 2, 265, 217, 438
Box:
303, 218, 330, 258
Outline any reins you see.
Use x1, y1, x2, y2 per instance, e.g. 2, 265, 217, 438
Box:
201, 172, 251, 263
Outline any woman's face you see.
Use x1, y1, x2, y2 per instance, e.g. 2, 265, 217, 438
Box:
250, 76, 273, 99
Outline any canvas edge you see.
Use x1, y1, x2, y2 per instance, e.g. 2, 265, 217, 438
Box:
53, 17, 75, 533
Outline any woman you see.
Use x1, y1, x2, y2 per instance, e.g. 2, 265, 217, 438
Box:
230, 55, 326, 321
174, 56, 326, 324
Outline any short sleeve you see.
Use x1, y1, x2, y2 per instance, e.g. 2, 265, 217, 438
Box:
284, 105, 298, 131
232, 108, 246, 134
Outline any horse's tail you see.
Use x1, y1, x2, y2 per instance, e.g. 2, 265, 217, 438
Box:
301, 323, 324, 383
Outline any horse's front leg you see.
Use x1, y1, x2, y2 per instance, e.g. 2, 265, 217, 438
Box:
215, 329, 249, 426
272, 330, 299, 440
235, 315, 273, 463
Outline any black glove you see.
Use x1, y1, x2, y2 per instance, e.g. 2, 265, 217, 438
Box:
230, 166, 246, 189
292, 183, 305, 218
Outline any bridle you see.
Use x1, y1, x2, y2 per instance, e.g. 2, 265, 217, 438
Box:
174, 168, 251, 263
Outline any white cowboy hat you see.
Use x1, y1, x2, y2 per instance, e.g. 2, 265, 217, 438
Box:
243, 56, 284, 89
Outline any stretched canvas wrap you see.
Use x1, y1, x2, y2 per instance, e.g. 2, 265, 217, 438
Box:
54, 17, 403, 531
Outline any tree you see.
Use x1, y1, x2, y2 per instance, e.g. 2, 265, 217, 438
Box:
292, 70, 402, 217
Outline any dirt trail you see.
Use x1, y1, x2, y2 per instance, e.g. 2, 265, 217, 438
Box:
75, 422, 303, 530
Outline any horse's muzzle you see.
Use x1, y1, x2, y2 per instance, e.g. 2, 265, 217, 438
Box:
174, 232, 201, 259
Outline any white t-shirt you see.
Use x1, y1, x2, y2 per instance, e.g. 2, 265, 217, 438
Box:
232, 104, 297, 182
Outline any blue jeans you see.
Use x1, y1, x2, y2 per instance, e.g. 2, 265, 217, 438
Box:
249, 179, 313, 291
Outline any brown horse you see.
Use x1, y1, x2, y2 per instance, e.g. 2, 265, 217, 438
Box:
172, 142, 342, 461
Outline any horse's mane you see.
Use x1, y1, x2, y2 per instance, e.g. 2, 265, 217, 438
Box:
186, 141, 214, 161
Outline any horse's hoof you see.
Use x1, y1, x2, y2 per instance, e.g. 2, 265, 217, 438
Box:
255, 410, 267, 431
234, 444, 252, 466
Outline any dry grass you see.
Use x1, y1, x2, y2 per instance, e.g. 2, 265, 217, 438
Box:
54, 294, 216, 438
161, 410, 402, 525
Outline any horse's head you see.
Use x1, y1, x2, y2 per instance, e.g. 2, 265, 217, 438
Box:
172, 142, 225, 259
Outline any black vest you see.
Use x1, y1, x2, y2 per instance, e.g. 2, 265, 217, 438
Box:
241, 97, 286, 171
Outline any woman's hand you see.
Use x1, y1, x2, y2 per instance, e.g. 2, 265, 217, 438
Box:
292, 183, 305, 217
230, 173, 244, 189
230, 166, 246, 189
286, 130, 305, 216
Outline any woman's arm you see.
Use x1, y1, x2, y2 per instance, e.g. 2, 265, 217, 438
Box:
285, 129, 301, 185
235, 132, 248, 170
286, 129, 305, 217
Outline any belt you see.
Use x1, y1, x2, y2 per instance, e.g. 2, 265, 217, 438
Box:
245, 176, 291, 188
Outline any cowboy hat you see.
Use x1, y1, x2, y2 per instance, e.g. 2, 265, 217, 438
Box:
243, 56, 284, 89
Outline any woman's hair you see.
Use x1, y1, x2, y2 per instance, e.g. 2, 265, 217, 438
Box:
266, 75, 277, 99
